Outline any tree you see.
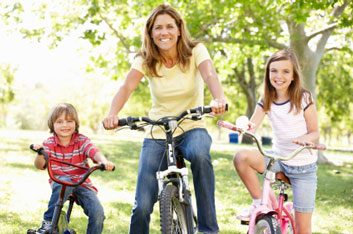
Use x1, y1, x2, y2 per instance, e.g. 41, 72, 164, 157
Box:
0, 64, 15, 126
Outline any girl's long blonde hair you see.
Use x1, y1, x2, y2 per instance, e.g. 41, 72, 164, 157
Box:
262, 49, 312, 114
138, 3, 198, 77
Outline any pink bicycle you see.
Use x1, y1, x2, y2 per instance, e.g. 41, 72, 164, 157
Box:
218, 119, 326, 234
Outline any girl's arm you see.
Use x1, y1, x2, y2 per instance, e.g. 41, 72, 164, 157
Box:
293, 103, 320, 144
249, 104, 266, 132
198, 60, 227, 115
103, 69, 144, 129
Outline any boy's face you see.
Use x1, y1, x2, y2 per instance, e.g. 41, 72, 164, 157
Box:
53, 112, 76, 139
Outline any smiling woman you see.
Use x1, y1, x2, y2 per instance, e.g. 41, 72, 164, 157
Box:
102, 3, 228, 233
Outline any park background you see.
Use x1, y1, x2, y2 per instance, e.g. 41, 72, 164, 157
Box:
0, 0, 352, 233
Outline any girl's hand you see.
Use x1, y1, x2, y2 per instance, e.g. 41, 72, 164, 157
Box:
210, 98, 227, 116
247, 122, 256, 133
102, 115, 119, 130
292, 139, 314, 146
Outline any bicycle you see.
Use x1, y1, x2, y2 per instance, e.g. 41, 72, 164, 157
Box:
27, 144, 114, 234
218, 117, 326, 234
117, 106, 215, 234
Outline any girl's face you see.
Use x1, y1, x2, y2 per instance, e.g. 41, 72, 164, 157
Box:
151, 14, 180, 53
53, 112, 76, 139
269, 59, 294, 93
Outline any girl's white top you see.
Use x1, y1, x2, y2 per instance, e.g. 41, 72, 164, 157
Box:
259, 92, 317, 166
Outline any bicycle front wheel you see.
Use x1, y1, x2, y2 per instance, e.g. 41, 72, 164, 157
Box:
255, 214, 281, 234
160, 184, 188, 234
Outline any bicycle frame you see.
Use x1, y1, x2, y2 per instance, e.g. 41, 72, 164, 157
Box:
118, 106, 213, 233
217, 119, 325, 234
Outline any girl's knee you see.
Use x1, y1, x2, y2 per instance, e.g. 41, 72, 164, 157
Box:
233, 151, 248, 165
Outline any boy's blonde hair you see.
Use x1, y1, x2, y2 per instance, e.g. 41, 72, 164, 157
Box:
47, 103, 79, 133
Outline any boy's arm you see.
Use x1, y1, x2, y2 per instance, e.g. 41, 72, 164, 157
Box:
93, 152, 115, 171
34, 154, 46, 170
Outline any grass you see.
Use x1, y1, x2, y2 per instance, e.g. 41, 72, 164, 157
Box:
0, 129, 352, 234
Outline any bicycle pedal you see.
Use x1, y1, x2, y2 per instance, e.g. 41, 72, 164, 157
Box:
240, 220, 249, 225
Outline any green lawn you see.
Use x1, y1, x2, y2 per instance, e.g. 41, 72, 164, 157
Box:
0, 129, 352, 234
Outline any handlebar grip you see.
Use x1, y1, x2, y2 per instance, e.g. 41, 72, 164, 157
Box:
118, 118, 128, 126
217, 120, 238, 131
30, 144, 44, 154
203, 106, 212, 114
99, 164, 116, 171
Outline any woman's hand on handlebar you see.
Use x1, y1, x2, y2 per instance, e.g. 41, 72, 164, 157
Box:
102, 115, 120, 130
209, 98, 228, 116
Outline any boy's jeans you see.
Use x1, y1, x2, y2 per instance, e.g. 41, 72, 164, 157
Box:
44, 179, 105, 234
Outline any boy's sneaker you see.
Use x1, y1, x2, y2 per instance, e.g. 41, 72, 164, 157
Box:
37, 220, 52, 234
236, 204, 258, 221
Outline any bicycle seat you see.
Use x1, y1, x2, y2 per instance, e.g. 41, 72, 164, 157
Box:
275, 172, 291, 184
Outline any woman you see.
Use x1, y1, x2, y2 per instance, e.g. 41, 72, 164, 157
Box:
103, 3, 227, 234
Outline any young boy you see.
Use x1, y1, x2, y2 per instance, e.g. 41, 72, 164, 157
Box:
33, 103, 115, 234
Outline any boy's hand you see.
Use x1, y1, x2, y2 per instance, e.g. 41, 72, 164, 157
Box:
104, 161, 115, 171
32, 144, 43, 151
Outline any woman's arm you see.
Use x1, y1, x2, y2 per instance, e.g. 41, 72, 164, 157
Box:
103, 69, 144, 129
198, 59, 227, 115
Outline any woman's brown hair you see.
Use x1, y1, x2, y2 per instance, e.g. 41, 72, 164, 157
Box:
47, 103, 79, 133
139, 3, 198, 77
262, 49, 312, 114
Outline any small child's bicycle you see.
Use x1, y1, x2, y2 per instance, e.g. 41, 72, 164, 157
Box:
218, 118, 326, 234
27, 144, 114, 234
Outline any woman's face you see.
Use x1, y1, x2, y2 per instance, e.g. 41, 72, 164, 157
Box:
269, 59, 294, 93
151, 14, 180, 52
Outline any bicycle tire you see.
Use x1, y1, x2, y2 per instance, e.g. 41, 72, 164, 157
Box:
160, 184, 188, 234
255, 214, 281, 234
183, 189, 197, 233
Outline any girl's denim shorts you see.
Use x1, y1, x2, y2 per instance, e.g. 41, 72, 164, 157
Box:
265, 158, 318, 213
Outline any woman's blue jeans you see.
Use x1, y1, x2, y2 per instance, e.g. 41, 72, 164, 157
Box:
44, 179, 105, 234
129, 128, 219, 234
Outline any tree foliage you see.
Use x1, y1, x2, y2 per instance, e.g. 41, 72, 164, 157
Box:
0, 64, 15, 126
1, 0, 352, 140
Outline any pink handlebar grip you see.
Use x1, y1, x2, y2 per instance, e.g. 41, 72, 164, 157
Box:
217, 120, 238, 132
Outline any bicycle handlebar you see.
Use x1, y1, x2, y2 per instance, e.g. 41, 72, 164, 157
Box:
30, 144, 114, 187
118, 105, 215, 128
217, 120, 326, 161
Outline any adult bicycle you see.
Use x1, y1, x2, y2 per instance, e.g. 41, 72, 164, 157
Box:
117, 106, 216, 234
27, 145, 114, 234
218, 118, 326, 234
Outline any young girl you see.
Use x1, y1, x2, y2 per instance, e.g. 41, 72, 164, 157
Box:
33, 103, 115, 234
234, 49, 320, 233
